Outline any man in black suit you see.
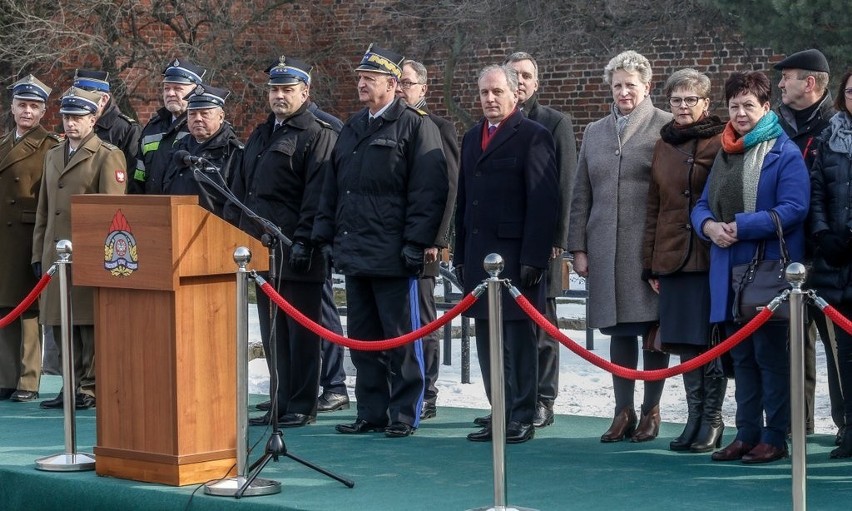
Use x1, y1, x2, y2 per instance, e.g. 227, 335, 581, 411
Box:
395, 59, 459, 420
505, 51, 578, 428
455, 65, 558, 444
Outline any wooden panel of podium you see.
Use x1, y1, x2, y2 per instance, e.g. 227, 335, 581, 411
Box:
70, 195, 267, 486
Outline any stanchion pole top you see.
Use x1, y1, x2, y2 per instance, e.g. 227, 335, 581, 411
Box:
484, 253, 504, 278
785, 262, 807, 289
234, 246, 251, 267
56, 239, 72, 261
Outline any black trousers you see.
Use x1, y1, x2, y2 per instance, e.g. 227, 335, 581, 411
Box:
806, 305, 844, 431
346, 276, 425, 428
474, 318, 538, 424
419, 276, 440, 406
256, 279, 323, 416
535, 295, 560, 404
320, 277, 347, 395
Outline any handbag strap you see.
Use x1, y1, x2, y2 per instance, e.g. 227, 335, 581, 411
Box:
768, 209, 790, 263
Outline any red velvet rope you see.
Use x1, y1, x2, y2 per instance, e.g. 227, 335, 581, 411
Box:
824, 305, 852, 337
259, 281, 479, 351
0, 271, 53, 329
513, 292, 773, 381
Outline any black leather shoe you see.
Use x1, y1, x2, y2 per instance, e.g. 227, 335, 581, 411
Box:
255, 400, 271, 411
335, 419, 385, 434
711, 440, 754, 461
506, 421, 535, 444
473, 414, 491, 427
317, 391, 350, 413
0, 388, 15, 400
75, 394, 96, 410
533, 402, 554, 428
248, 412, 283, 426
279, 413, 316, 427
467, 426, 492, 442
10, 390, 39, 402
40, 392, 64, 409
741, 443, 788, 464
420, 403, 437, 420
385, 422, 415, 438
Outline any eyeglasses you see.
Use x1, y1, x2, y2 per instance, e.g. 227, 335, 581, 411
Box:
399, 80, 422, 89
669, 96, 703, 107
845, 88, 852, 99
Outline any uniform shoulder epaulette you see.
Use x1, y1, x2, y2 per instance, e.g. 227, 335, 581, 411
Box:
315, 118, 332, 129
119, 112, 138, 124
229, 138, 245, 150
102, 141, 120, 151
48, 133, 64, 142
406, 104, 428, 116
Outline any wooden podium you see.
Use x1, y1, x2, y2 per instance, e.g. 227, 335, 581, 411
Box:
70, 195, 267, 486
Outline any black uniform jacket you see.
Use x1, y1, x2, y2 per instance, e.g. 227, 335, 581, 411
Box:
95, 100, 141, 178
313, 98, 448, 277
130, 107, 190, 194
455, 109, 559, 319
229, 110, 337, 282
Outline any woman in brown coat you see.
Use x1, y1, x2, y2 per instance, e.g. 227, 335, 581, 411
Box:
642, 69, 725, 452
33, 87, 126, 409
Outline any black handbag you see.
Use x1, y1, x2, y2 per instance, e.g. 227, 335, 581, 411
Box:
730, 210, 791, 323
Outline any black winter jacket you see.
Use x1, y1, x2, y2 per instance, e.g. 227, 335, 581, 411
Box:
130, 107, 191, 194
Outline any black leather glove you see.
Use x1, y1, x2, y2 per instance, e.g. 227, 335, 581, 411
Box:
32, 262, 42, 279
519, 264, 543, 288
319, 243, 334, 276
401, 244, 424, 276
288, 242, 313, 274
819, 232, 852, 267
453, 264, 464, 289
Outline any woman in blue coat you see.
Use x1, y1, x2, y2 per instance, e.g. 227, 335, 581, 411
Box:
691, 71, 809, 464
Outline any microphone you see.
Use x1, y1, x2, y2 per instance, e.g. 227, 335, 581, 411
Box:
172, 149, 211, 168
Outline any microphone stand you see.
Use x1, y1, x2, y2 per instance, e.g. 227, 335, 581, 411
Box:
191, 163, 353, 496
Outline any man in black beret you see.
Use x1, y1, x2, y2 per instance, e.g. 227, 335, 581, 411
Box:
775, 48, 842, 441
313, 44, 449, 438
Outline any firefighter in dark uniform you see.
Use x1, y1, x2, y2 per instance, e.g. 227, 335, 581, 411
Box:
313, 44, 448, 438
228, 57, 337, 427
72, 69, 141, 180
0, 75, 60, 403
129, 58, 206, 195
395, 59, 460, 420
162, 84, 242, 217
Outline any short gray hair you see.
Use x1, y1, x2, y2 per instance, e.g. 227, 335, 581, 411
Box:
478, 64, 519, 92
505, 52, 538, 80
402, 59, 427, 83
664, 68, 712, 98
795, 69, 830, 93
604, 50, 652, 85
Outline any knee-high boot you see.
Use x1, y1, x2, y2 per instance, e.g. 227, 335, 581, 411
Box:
670, 367, 704, 451
691, 363, 727, 452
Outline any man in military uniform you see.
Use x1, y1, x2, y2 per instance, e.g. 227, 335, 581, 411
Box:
72, 69, 141, 178
162, 84, 242, 217
0, 75, 60, 403
313, 44, 448, 438
395, 59, 459, 420
129, 58, 206, 195
229, 57, 337, 428
505, 51, 577, 428
34, 87, 126, 410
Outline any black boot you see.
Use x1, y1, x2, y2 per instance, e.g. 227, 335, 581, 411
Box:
670, 367, 703, 451
830, 426, 852, 459
691, 369, 727, 453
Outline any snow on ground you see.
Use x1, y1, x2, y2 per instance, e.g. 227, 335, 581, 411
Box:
247, 274, 837, 435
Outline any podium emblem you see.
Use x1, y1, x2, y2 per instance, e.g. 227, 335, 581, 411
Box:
104, 209, 139, 277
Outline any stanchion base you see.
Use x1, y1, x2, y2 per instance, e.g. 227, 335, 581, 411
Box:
466, 506, 539, 511
204, 476, 281, 497
35, 452, 96, 472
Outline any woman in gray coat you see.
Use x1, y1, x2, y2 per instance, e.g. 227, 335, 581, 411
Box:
568, 51, 672, 442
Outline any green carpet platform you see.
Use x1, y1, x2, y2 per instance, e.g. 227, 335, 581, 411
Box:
2, 376, 851, 511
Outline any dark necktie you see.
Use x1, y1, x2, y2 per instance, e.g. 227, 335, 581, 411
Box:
273, 122, 282, 132
488, 125, 496, 137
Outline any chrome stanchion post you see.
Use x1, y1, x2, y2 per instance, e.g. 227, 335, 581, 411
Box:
786, 262, 807, 511
205, 247, 280, 497
36, 240, 95, 471
469, 253, 537, 511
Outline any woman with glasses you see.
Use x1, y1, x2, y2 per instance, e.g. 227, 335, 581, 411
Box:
642, 69, 726, 452
691, 71, 809, 464
808, 70, 852, 458
568, 51, 672, 443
